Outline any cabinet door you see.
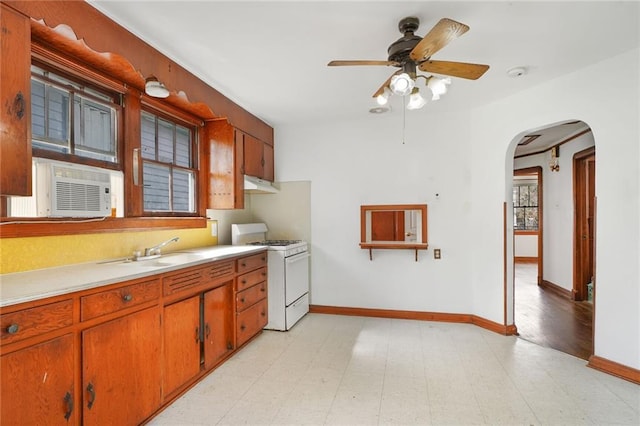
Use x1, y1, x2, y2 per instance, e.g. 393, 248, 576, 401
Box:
243, 134, 264, 179
1, 334, 75, 425
205, 120, 244, 209
0, 4, 32, 196
82, 307, 161, 426
263, 142, 274, 182
163, 295, 201, 396
203, 282, 234, 369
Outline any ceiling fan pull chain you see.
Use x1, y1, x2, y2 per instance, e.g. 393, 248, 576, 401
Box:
402, 98, 406, 145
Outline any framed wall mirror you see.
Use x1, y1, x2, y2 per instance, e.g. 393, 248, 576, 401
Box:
360, 204, 428, 260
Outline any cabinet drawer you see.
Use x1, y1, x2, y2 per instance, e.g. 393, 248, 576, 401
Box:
236, 282, 266, 312
163, 268, 205, 296
236, 299, 267, 347
1, 300, 73, 345
236, 267, 267, 292
237, 252, 267, 274
81, 278, 160, 321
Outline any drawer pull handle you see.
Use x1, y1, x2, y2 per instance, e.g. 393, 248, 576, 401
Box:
261, 311, 266, 317
122, 294, 133, 302
195, 327, 200, 344
64, 391, 73, 420
240, 324, 246, 331
260, 287, 265, 292
241, 279, 247, 284
240, 297, 245, 303
14, 92, 25, 120
227, 341, 233, 350
86, 383, 96, 409
205, 323, 211, 339
241, 262, 246, 267
6, 324, 19, 334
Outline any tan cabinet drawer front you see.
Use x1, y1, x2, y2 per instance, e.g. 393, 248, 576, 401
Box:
81, 278, 160, 321
163, 268, 205, 296
236, 282, 266, 312
236, 299, 267, 347
236, 267, 267, 291
1, 300, 73, 344
237, 252, 267, 274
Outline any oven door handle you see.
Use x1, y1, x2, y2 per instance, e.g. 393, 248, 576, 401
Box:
285, 252, 310, 264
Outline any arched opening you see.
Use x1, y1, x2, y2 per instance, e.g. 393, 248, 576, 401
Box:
506, 120, 595, 360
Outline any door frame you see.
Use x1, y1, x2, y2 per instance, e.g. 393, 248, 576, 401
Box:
514, 166, 543, 283
573, 146, 596, 301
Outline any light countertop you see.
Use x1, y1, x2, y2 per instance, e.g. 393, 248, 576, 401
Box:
0, 245, 266, 308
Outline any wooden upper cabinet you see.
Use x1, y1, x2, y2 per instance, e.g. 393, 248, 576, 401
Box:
0, 4, 32, 196
243, 133, 274, 182
205, 120, 244, 209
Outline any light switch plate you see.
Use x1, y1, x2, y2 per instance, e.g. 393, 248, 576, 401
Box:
210, 220, 218, 237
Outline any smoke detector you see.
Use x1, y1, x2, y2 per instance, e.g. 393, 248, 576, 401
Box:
507, 67, 527, 78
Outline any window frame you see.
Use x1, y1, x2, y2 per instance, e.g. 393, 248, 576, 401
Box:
30, 60, 123, 172
513, 181, 539, 232
138, 103, 201, 217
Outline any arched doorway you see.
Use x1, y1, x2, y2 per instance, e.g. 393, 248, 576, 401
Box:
508, 120, 595, 360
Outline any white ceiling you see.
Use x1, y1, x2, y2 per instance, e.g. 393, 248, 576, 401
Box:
89, 1, 639, 143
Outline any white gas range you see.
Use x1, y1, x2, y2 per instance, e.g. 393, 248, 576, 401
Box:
231, 223, 310, 331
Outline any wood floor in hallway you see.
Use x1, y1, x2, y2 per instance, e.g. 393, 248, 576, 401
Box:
514, 262, 593, 360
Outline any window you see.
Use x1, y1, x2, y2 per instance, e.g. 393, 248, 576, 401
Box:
513, 182, 538, 231
141, 111, 197, 214
30, 65, 119, 164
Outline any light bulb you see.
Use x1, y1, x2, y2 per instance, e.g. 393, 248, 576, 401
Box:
390, 73, 415, 96
427, 76, 451, 100
376, 89, 389, 106
407, 88, 426, 110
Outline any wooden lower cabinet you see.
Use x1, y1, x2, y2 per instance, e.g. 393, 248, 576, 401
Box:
203, 281, 234, 369
163, 295, 201, 396
1, 334, 75, 425
82, 307, 162, 426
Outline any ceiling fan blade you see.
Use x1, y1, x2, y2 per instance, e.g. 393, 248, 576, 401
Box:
409, 18, 469, 62
328, 60, 399, 67
372, 71, 401, 98
418, 60, 489, 80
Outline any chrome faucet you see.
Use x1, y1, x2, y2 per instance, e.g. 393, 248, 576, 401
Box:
144, 236, 180, 257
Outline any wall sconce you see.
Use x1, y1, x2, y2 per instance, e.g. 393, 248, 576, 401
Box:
549, 146, 560, 172
145, 75, 170, 98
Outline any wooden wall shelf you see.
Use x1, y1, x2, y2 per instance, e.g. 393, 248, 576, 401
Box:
360, 243, 429, 261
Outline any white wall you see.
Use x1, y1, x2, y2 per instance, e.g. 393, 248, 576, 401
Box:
471, 48, 639, 369
275, 48, 639, 370
514, 235, 537, 258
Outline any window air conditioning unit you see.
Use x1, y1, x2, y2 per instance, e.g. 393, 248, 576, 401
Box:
35, 160, 112, 217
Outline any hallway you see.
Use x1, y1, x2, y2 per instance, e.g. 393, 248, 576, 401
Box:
514, 262, 593, 360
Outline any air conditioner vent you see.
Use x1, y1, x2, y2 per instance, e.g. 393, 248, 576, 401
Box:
55, 181, 102, 212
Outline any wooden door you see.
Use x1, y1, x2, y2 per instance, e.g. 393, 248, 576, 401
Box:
203, 282, 234, 369
82, 307, 161, 426
371, 211, 405, 241
1, 334, 75, 425
573, 147, 596, 301
163, 295, 201, 396
0, 4, 32, 196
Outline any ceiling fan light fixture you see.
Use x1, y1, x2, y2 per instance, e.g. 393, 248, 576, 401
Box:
407, 88, 427, 110
427, 76, 451, 100
145, 76, 170, 98
390, 73, 415, 96
376, 89, 390, 106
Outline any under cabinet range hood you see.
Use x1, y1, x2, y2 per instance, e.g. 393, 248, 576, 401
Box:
244, 175, 278, 194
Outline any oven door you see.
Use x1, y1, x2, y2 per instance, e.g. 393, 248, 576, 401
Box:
284, 252, 310, 306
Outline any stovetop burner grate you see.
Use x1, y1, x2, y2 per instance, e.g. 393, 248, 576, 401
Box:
248, 240, 302, 247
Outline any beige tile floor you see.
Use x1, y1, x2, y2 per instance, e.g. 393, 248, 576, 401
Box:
149, 314, 639, 425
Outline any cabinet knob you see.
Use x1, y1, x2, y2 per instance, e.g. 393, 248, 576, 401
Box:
122, 294, 133, 302
227, 341, 233, 350
261, 311, 266, 317
240, 324, 246, 331
6, 323, 19, 334
260, 287, 265, 292
241, 262, 246, 267
241, 279, 247, 284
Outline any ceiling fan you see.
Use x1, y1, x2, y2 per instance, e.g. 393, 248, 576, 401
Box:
328, 16, 490, 107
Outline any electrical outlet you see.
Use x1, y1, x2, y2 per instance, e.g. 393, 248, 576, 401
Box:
434, 249, 441, 259
210, 220, 218, 237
